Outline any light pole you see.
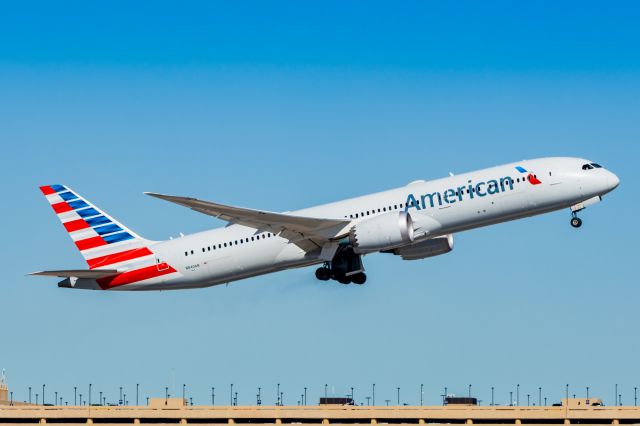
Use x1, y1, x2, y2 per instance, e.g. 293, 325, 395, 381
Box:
634, 387, 637, 407
212, 387, 215, 405
136, 384, 139, 406
10, 391, 13, 406
586, 387, 590, 400
372, 384, 375, 406
544, 397, 547, 406
566, 384, 569, 404
539, 387, 542, 406
527, 394, 530, 406
100, 392, 103, 406
55, 392, 58, 406
43, 384, 46, 405
29, 387, 32, 404
183, 384, 186, 402
278, 384, 281, 406
165, 387, 168, 403
516, 384, 519, 406
230, 384, 233, 406
420, 384, 424, 406
324, 384, 327, 399
89, 384, 92, 406
491, 387, 494, 406
304, 387, 307, 406
351, 387, 354, 404
469, 384, 472, 398
74, 387, 76, 405
120, 387, 123, 405
510, 391, 513, 406
397, 387, 400, 405
366, 396, 371, 406
615, 384, 618, 406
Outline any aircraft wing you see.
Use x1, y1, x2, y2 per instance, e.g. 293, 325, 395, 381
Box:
29, 269, 119, 279
144, 192, 351, 241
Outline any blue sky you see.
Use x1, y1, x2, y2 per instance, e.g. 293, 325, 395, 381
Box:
1, 0, 639, 407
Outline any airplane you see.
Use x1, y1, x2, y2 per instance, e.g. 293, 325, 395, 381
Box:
31, 157, 619, 291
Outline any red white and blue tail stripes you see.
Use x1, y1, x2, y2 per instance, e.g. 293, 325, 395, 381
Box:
39, 184, 155, 272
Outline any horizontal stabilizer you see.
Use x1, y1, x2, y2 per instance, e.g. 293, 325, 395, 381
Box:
144, 192, 350, 239
29, 269, 119, 279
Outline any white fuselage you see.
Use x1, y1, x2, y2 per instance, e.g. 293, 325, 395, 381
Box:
76, 157, 619, 290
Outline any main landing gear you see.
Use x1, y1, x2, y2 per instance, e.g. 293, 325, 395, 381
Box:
315, 247, 367, 285
570, 211, 583, 228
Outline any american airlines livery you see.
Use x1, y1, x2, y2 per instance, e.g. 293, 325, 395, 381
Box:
32, 157, 619, 290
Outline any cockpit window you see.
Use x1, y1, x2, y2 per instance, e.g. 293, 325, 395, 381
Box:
591, 163, 603, 168
582, 164, 594, 170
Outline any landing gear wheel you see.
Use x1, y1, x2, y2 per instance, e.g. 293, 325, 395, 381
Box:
351, 273, 367, 285
334, 272, 351, 285
315, 267, 331, 281
570, 217, 582, 228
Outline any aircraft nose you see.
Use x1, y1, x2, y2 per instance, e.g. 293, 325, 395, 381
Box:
606, 171, 620, 192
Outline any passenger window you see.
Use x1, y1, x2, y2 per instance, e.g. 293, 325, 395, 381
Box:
185, 252, 188, 256
224, 243, 227, 247
582, 164, 593, 170
383, 207, 386, 212
190, 250, 194, 255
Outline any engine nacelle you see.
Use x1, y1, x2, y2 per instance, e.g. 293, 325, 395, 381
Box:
349, 211, 414, 254
392, 234, 454, 260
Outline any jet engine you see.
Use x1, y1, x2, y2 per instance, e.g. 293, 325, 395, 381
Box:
348, 211, 414, 254
390, 234, 454, 260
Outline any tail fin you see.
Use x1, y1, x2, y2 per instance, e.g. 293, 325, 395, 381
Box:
39, 185, 155, 270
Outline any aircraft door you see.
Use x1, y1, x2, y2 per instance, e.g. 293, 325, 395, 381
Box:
155, 255, 169, 272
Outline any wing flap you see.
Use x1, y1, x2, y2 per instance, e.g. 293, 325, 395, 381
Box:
29, 269, 119, 279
